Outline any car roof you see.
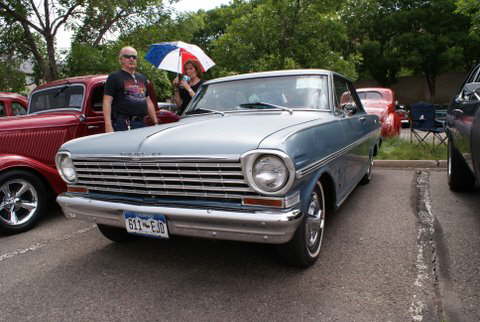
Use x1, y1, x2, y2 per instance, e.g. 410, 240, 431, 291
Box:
0, 92, 27, 100
204, 69, 337, 85
34, 75, 108, 91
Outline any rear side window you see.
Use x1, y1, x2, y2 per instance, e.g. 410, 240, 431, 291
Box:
30, 85, 84, 113
90, 84, 104, 112
12, 102, 26, 115
0, 102, 4, 116
358, 91, 383, 100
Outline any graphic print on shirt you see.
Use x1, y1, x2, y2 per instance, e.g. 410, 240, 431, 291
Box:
123, 79, 146, 104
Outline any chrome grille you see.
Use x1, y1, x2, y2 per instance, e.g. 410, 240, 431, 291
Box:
72, 158, 259, 201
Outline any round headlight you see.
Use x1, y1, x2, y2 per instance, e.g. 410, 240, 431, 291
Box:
253, 155, 288, 192
56, 153, 77, 183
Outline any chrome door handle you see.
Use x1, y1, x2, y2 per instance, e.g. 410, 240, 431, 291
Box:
87, 125, 100, 129
359, 117, 367, 122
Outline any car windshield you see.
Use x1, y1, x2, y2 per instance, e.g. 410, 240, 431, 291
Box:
29, 85, 84, 113
186, 75, 329, 114
357, 91, 383, 101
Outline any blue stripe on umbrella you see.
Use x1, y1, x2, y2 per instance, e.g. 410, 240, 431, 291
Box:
144, 44, 178, 67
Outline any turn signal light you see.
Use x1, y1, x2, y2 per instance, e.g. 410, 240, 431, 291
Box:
67, 186, 88, 193
243, 198, 283, 208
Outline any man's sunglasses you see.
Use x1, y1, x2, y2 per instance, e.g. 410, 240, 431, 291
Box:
122, 54, 137, 60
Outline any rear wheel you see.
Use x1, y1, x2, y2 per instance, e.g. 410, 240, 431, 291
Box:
360, 153, 374, 185
97, 224, 136, 242
448, 138, 475, 191
277, 182, 326, 267
0, 170, 47, 234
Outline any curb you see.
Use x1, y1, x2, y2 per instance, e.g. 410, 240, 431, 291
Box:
374, 160, 447, 168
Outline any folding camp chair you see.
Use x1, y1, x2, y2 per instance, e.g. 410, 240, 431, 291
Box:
409, 102, 447, 147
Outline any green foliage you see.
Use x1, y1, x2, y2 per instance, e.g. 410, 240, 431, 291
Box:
377, 137, 447, 160
210, 0, 357, 78
456, 0, 480, 36
0, 57, 27, 93
343, 0, 474, 99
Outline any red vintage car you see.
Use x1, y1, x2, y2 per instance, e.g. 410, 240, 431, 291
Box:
0, 92, 27, 117
0, 75, 179, 233
357, 88, 402, 137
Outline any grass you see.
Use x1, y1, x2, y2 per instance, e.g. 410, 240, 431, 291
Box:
376, 137, 447, 160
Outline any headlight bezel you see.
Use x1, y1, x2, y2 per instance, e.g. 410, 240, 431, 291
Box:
55, 151, 77, 184
241, 150, 295, 196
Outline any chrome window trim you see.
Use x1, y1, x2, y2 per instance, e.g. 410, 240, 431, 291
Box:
28, 83, 86, 114
296, 128, 379, 178
241, 149, 296, 196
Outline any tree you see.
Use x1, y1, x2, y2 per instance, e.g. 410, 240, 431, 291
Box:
343, 0, 470, 100
456, 0, 480, 35
211, 0, 357, 78
0, 0, 168, 83
341, 0, 402, 86
393, 0, 468, 100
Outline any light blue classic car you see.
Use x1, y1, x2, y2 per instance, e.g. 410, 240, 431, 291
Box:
56, 70, 380, 267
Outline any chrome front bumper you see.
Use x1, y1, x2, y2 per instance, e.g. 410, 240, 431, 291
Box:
57, 194, 303, 244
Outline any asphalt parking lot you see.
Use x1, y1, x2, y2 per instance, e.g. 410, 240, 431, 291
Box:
0, 168, 479, 322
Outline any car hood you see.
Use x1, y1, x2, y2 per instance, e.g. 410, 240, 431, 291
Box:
0, 112, 81, 131
63, 111, 330, 157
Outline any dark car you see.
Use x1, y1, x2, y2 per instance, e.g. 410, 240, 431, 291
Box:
446, 64, 480, 191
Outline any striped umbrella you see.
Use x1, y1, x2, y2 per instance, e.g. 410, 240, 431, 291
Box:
144, 41, 215, 74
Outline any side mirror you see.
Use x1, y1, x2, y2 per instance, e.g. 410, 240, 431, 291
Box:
342, 103, 357, 116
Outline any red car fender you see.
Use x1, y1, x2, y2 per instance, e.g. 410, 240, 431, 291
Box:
0, 154, 66, 194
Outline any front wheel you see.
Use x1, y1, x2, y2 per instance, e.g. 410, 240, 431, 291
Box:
0, 170, 47, 234
448, 138, 475, 191
277, 182, 326, 267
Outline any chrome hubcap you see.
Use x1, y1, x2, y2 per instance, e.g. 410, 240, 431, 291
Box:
305, 186, 325, 257
367, 155, 373, 179
0, 179, 38, 226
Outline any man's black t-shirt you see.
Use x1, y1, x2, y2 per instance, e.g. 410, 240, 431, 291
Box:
104, 70, 149, 117
178, 80, 203, 115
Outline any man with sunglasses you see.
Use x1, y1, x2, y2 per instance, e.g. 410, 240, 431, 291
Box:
103, 46, 158, 132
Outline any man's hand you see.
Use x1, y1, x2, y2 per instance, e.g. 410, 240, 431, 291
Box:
146, 97, 158, 125
105, 123, 114, 133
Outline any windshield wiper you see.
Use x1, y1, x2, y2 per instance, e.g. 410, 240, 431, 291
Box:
238, 102, 293, 114
54, 82, 71, 97
186, 108, 225, 116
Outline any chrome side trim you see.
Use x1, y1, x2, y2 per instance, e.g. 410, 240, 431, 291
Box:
296, 128, 378, 178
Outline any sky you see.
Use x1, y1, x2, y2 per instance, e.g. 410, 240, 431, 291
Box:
57, 0, 232, 51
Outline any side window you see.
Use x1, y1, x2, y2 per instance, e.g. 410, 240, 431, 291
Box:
30, 85, 84, 113
333, 75, 358, 112
90, 84, 104, 113
12, 102, 27, 115
348, 83, 364, 112
0, 102, 5, 116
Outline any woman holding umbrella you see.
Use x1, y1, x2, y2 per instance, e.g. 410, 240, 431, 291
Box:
145, 41, 215, 115
172, 59, 204, 115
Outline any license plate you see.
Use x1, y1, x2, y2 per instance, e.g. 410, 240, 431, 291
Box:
124, 211, 169, 238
